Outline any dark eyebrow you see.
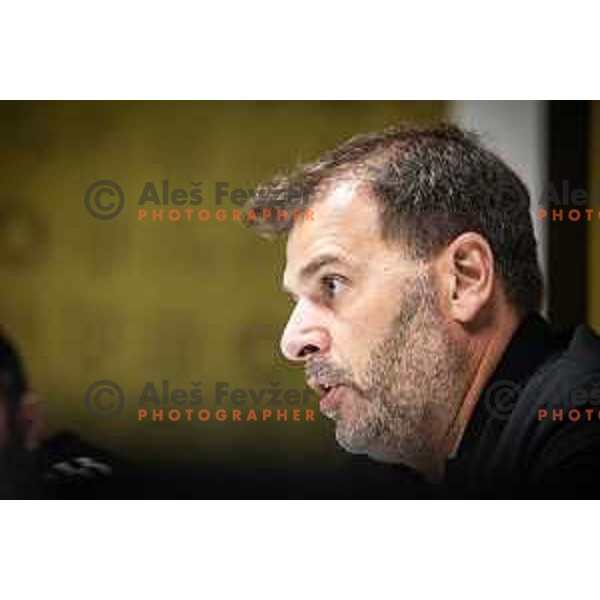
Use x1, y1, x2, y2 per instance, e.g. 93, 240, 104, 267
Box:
281, 253, 347, 295
299, 254, 345, 281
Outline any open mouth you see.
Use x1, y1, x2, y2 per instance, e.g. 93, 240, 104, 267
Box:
317, 384, 343, 417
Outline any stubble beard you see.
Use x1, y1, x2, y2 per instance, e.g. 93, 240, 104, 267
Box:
333, 273, 470, 476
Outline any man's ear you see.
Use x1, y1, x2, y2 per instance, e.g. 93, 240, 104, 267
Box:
437, 232, 495, 324
19, 392, 45, 452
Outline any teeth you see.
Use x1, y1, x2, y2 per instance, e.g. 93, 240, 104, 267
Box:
323, 409, 338, 419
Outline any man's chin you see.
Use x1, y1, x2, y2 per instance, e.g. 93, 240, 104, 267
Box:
334, 422, 373, 455
334, 421, 430, 475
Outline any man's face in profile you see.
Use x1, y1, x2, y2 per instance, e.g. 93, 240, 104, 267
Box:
280, 177, 468, 472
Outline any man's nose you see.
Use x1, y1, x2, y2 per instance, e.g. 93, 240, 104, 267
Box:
280, 303, 330, 362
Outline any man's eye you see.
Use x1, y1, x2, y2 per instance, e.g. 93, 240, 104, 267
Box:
320, 274, 346, 301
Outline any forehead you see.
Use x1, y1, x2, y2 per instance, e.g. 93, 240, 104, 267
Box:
284, 178, 394, 282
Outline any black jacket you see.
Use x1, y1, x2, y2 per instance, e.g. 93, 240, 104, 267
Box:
444, 313, 600, 498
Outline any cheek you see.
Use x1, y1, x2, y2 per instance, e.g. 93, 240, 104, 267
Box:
332, 295, 400, 378
339, 390, 371, 420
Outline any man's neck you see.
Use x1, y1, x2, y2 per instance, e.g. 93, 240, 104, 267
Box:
448, 312, 521, 456
368, 307, 523, 484
422, 308, 522, 483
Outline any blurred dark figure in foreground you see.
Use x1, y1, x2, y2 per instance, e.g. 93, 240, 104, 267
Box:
0, 333, 39, 497
0, 331, 427, 499
0, 332, 135, 498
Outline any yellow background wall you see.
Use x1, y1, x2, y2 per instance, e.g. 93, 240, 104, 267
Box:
0, 101, 446, 461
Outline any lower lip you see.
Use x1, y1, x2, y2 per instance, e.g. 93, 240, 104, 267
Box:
319, 386, 344, 414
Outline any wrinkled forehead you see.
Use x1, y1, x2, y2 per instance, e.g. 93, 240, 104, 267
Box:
285, 178, 383, 267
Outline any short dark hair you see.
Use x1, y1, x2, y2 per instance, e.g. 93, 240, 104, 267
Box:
250, 123, 543, 316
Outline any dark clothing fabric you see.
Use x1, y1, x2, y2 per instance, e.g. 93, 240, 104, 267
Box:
443, 313, 600, 498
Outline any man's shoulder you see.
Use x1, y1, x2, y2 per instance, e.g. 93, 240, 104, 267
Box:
563, 324, 600, 366
516, 323, 600, 417
494, 323, 600, 495
481, 323, 600, 432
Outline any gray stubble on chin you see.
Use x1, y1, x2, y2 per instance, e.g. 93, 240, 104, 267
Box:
340, 273, 469, 468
